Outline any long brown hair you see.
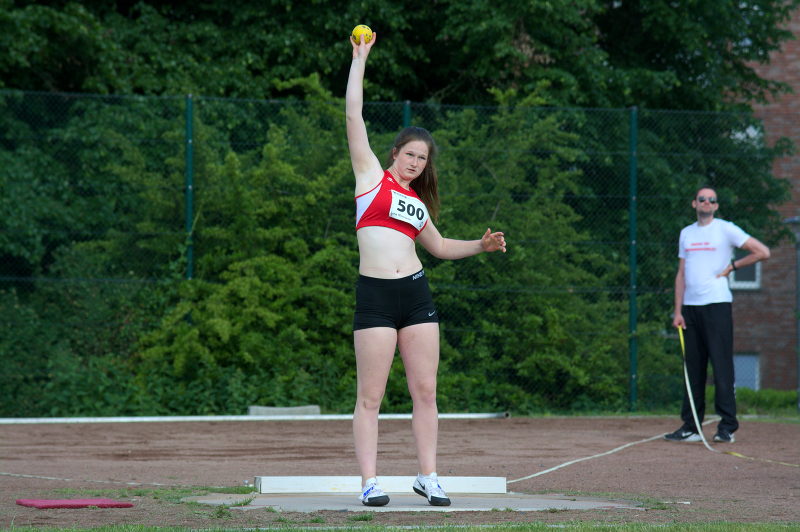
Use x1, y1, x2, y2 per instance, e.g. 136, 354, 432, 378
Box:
386, 126, 440, 221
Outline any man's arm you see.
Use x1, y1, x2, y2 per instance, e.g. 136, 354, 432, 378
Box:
673, 258, 686, 329
719, 237, 771, 277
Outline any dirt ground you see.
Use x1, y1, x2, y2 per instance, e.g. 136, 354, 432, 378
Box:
1, 416, 799, 528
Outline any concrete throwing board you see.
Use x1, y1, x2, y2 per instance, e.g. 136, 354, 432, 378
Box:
254, 475, 507, 494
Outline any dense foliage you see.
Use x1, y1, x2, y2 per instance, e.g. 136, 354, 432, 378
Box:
1, 1, 798, 108
0, 1, 797, 416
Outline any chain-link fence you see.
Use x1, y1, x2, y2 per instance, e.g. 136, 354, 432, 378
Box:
1, 89, 796, 416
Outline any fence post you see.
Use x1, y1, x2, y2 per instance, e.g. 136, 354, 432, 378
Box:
184, 94, 194, 280
628, 106, 639, 411
403, 100, 411, 128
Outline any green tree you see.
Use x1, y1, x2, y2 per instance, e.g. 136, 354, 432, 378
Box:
0, 1, 126, 93
424, 93, 628, 412
3, 1, 798, 108
595, 0, 800, 110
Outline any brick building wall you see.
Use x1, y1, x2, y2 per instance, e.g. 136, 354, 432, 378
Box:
734, 8, 800, 390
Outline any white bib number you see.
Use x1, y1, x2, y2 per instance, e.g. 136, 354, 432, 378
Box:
389, 190, 428, 230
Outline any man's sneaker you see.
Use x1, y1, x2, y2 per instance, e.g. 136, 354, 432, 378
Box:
412, 472, 451, 506
664, 427, 702, 442
713, 430, 735, 443
359, 478, 389, 506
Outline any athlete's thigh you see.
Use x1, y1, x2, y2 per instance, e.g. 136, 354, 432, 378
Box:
354, 327, 397, 395
397, 322, 440, 390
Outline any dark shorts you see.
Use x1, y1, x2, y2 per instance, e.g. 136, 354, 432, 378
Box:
353, 270, 439, 331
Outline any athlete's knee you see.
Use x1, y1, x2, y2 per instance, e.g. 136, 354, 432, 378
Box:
410, 384, 437, 407
356, 393, 384, 412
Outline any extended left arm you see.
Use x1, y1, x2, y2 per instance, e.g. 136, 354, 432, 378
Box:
417, 223, 506, 260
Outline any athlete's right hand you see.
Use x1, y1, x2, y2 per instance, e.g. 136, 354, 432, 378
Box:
351, 32, 377, 60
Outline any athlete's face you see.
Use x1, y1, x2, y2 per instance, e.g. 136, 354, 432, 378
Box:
392, 140, 429, 180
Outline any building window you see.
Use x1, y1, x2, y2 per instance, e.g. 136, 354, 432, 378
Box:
734, 353, 760, 390
730, 249, 761, 290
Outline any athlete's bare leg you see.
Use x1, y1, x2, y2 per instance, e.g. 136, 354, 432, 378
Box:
353, 326, 397, 486
398, 322, 440, 475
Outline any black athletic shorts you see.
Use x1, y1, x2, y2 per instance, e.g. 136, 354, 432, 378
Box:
353, 269, 439, 331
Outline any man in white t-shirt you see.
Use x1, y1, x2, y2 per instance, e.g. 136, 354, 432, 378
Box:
665, 187, 770, 444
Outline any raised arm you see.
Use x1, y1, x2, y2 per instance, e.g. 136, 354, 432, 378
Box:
346, 32, 383, 193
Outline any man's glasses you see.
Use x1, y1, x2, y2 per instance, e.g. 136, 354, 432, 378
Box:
697, 196, 717, 204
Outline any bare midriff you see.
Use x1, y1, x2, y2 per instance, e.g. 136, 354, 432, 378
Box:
357, 226, 423, 278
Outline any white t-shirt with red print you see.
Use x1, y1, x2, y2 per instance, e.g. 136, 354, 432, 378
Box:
678, 218, 750, 305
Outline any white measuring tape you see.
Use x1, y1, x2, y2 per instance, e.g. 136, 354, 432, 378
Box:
677, 326, 798, 467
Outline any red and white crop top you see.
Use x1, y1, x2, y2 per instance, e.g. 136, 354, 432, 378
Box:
355, 170, 430, 240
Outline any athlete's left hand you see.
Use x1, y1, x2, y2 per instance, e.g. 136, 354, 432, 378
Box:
481, 228, 507, 253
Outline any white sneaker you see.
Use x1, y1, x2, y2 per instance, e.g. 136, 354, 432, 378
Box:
359, 477, 389, 506
412, 472, 451, 506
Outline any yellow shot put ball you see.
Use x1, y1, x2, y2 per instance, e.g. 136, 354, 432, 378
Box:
351, 24, 373, 44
